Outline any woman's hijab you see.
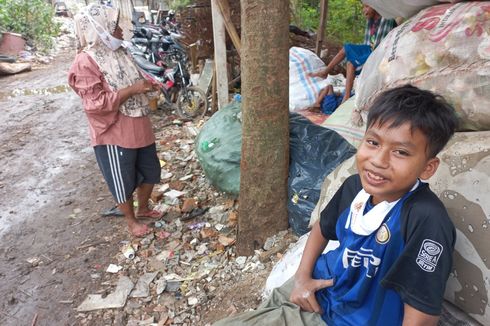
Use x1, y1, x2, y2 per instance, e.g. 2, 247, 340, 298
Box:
74, 4, 150, 117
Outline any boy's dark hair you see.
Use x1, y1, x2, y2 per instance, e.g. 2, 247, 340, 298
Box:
366, 85, 458, 158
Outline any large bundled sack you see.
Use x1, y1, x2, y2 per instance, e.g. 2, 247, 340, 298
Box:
309, 131, 490, 325
195, 103, 242, 195
320, 96, 365, 148
363, 0, 462, 19
355, 2, 490, 131
289, 46, 345, 111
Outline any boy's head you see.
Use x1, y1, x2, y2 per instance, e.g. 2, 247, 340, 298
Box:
362, 4, 379, 20
357, 85, 458, 204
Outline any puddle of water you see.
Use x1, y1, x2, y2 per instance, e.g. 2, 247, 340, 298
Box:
0, 84, 71, 100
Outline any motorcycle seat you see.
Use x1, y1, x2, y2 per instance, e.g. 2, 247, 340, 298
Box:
134, 56, 164, 74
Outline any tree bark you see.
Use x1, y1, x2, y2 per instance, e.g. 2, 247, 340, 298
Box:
237, 0, 289, 255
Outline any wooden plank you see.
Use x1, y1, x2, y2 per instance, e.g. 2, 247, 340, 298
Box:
315, 0, 329, 56
211, 0, 229, 109
189, 43, 198, 72
216, 0, 241, 56
211, 65, 218, 113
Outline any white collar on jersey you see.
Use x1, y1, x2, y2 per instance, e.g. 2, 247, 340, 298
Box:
345, 180, 420, 236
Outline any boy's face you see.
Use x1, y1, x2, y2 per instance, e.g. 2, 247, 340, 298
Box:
362, 4, 377, 19
356, 121, 439, 205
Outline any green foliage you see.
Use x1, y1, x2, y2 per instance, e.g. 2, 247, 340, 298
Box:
291, 0, 365, 44
0, 0, 60, 49
169, 0, 193, 10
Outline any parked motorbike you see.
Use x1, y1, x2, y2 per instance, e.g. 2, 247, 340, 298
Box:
131, 25, 186, 68
126, 43, 208, 119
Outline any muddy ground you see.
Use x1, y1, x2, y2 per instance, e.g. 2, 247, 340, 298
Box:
0, 49, 278, 325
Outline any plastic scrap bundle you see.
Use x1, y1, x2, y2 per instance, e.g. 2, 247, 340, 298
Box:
195, 103, 242, 196
310, 132, 490, 325
355, 2, 490, 131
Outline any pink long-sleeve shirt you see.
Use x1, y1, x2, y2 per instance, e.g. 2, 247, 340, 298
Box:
68, 52, 155, 148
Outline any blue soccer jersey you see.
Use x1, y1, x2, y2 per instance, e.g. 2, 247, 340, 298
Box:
316, 175, 455, 326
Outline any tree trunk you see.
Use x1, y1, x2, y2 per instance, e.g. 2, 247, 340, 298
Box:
237, 0, 289, 255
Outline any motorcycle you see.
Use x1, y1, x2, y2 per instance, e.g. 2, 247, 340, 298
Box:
126, 43, 208, 119
131, 25, 186, 68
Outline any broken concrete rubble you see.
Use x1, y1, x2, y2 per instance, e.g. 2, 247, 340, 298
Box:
77, 276, 134, 312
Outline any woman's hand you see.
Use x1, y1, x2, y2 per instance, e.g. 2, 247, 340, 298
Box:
290, 275, 334, 314
118, 80, 157, 105
132, 80, 156, 95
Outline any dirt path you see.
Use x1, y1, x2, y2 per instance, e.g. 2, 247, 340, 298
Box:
0, 50, 131, 325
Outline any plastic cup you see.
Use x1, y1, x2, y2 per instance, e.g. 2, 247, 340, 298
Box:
147, 91, 159, 111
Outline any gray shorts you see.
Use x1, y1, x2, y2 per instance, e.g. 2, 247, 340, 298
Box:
94, 143, 160, 204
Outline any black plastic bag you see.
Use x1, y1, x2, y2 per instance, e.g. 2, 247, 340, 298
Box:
288, 113, 357, 235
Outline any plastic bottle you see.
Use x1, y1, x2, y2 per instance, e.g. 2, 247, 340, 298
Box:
201, 138, 220, 152
233, 93, 242, 103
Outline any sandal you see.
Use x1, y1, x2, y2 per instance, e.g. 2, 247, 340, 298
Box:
137, 209, 163, 219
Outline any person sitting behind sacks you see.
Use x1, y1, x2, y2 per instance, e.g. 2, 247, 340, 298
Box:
309, 4, 396, 105
309, 84, 348, 115
213, 85, 458, 326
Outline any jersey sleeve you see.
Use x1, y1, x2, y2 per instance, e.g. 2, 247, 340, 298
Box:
381, 191, 456, 316
319, 174, 362, 240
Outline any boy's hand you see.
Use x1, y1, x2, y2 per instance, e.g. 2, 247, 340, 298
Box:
290, 276, 334, 314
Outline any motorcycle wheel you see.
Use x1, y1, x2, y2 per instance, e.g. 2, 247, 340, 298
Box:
176, 86, 208, 119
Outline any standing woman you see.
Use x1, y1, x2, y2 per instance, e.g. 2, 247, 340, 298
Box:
69, 4, 161, 237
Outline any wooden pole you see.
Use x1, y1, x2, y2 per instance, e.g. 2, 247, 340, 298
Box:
211, 0, 229, 109
315, 0, 329, 56
216, 0, 241, 56
238, 0, 289, 255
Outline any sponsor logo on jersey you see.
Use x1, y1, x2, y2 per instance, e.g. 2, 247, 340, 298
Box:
375, 223, 390, 244
416, 239, 443, 272
343, 247, 381, 278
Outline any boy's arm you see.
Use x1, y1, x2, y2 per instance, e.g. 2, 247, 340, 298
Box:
290, 221, 333, 314
402, 304, 438, 326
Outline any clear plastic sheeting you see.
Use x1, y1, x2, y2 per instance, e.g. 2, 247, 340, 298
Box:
288, 114, 356, 236
355, 2, 490, 131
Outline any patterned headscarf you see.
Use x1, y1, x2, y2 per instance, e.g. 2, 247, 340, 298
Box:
74, 4, 150, 117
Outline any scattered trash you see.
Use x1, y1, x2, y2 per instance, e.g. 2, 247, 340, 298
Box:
188, 296, 199, 305
130, 272, 158, 298
106, 264, 122, 274
69, 101, 297, 324
76, 276, 134, 311
154, 220, 166, 228
122, 244, 136, 260
26, 257, 41, 266
155, 278, 167, 295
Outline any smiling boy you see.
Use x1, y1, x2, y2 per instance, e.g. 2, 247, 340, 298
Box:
213, 85, 458, 326
290, 85, 458, 325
